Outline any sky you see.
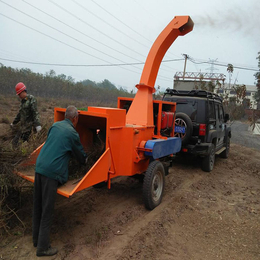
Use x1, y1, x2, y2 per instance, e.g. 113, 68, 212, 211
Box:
0, 0, 259, 92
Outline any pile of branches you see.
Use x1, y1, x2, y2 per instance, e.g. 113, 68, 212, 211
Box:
0, 126, 48, 236
68, 130, 106, 181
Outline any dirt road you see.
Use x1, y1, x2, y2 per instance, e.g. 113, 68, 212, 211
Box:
1, 139, 260, 259
230, 121, 260, 151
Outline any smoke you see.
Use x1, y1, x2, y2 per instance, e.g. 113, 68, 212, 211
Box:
193, 3, 260, 40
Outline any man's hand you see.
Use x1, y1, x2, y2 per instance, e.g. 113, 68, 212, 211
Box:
36, 126, 42, 133
10, 123, 13, 128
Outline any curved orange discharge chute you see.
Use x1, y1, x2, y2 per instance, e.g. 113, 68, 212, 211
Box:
126, 16, 194, 126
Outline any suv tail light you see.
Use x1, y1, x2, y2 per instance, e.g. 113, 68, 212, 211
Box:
199, 124, 206, 136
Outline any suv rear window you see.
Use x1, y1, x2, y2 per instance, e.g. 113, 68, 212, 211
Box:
164, 97, 198, 121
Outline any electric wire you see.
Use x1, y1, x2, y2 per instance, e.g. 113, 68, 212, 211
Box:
90, 0, 153, 45
0, 12, 141, 77
188, 58, 258, 72
0, 56, 175, 82
0, 0, 184, 80
24, 0, 176, 76
2, 2, 256, 83
86, 0, 180, 71
0, 13, 173, 82
0, 0, 143, 73
22, 0, 146, 64
132, 0, 183, 61
48, 0, 175, 81
49, 0, 147, 59
72, 0, 149, 49
49, 0, 179, 74
0, 57, 184, 67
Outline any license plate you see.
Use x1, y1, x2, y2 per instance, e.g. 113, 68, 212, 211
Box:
174, 126, 186, 134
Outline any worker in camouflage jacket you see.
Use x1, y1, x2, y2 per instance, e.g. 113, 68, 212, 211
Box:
11, 82, 41, 146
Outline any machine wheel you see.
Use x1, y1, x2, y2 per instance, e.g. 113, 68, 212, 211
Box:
143, 161, 165, 210
174, 112, 193, 145
220, 136, 230, 159
201, 144, 215, 172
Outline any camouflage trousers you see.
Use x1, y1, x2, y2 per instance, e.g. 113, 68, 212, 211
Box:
12, 130, 31, 147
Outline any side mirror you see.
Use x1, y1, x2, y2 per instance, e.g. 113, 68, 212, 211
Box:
224, 113, 229, 123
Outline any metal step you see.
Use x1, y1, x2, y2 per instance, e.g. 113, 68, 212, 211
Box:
216, 147, 225, 155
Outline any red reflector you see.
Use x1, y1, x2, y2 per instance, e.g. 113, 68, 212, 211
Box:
182, 148, 188, 152
199, 124, 206, 136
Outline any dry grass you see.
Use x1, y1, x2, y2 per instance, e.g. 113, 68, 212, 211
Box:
0, 126, 49, 236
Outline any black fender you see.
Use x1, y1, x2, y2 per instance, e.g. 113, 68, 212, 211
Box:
225, 126, 231, 138
206, 130, 218, 143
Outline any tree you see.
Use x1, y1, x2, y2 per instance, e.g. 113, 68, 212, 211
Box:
227, 63, 234, 89
46, 69, 56, 78
254, 52, 260, 109
194, 74, 207, 90
233, 84, 246, 104
207, 80, 215, 92
97, 79, 117, 90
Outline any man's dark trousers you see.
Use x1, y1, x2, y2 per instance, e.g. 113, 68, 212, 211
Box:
33, 173, 58, 251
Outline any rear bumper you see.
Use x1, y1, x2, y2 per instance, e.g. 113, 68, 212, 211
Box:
181, 143, 211, 156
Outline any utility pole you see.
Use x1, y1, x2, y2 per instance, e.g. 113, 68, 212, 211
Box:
182, 54, 188, 80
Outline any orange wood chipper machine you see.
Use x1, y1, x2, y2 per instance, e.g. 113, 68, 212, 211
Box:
16, 16, 194, 210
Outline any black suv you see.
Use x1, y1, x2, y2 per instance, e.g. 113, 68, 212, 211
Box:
162, 89, 231, 172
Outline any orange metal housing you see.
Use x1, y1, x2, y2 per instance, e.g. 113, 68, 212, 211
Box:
16, 16, 194, 198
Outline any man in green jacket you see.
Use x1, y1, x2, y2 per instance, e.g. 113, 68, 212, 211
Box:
11, 82, 41, 146
33, 105, 87, 257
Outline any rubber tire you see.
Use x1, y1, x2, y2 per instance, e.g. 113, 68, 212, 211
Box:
201, 144, 215, 172
220, 136, 230, 159
174, 112, 193, 145
143, 161, 165, 210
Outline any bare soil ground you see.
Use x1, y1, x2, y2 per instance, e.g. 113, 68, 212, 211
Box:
0, 96, 260, 259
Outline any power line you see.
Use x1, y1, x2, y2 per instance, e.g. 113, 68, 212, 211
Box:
0, 0, 143, 72
48, 0, 179, 74
22, 0, 180, 76
89, 0, 183, 69
0, 14, 174, 82
0, 0, 184, 80
0, 57, 184, 67
0, 57, 143, 67
110, 0, 152, 44
49, 0, 146, 59
52, 0, 178, 74
1, 55, 257, 73
72, 0, 149, 49
0, 56, 183, 82
188, 58, 258, 72
0, 13, 151, 82
22, 0, 146, 64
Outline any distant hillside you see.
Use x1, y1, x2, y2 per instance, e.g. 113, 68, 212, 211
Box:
0, 64, 133, 107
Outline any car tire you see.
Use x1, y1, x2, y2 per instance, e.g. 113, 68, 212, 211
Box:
174, 112, 193, 145
201, 144, 215, 172
220, 136, 230, 159
143, 161, 165, 210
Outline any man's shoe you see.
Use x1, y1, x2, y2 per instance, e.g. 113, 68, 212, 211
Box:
33, 242, 37, 248
36, 247, 58, 257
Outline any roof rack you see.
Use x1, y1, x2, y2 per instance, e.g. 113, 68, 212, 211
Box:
163, 88, 223, 102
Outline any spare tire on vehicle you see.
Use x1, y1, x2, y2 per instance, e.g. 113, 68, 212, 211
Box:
174, 112, 193, 145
